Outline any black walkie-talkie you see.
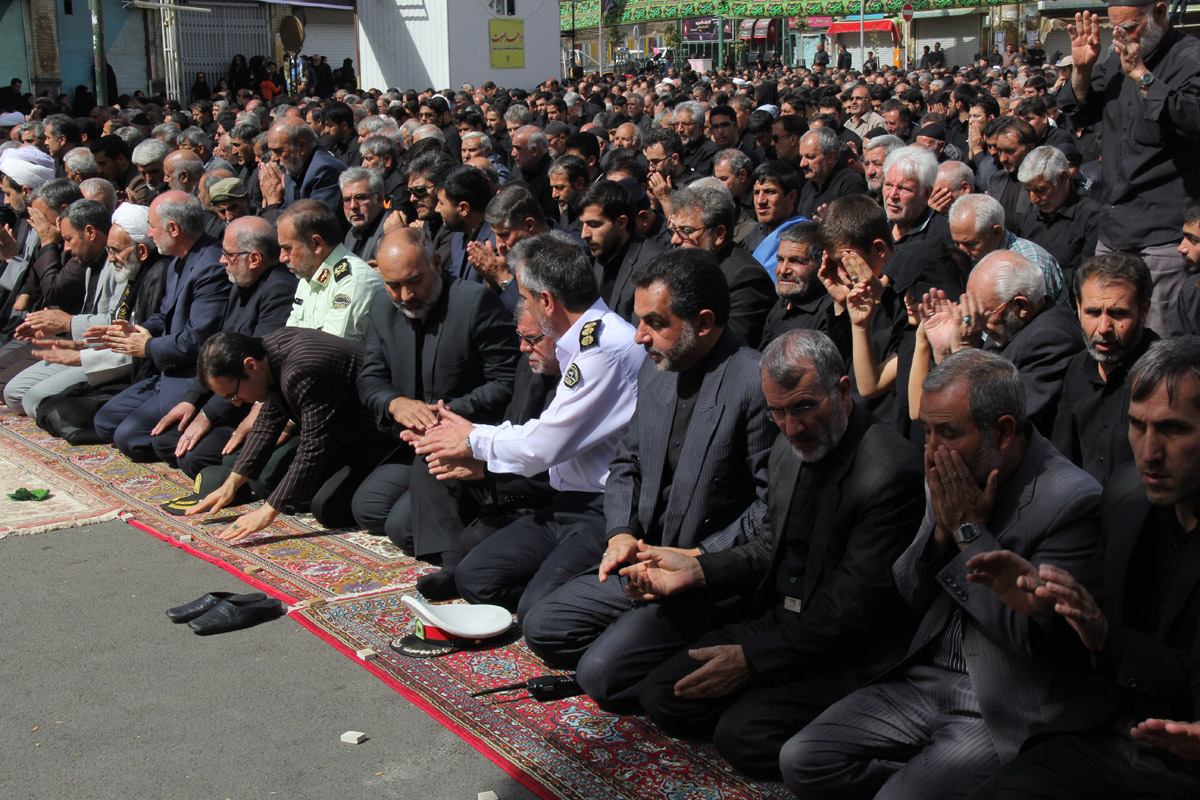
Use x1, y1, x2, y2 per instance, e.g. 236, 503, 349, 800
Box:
471, 674, 583, 701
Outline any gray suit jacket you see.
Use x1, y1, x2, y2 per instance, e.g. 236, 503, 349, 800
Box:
892, 430, 1102, 763
603, 329, 775, 551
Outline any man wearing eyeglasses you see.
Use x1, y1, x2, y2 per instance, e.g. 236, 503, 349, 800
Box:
668, 184, 775, 349
148, 215, 298, 477
674, 102, 720, 178
338, 167, 390, 265
642, 128, 701, 217
613, 328, 924, 779
522, 248, 776, 710
278, 199, 381, 343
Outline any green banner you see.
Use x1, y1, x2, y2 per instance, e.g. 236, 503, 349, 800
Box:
561, 0, 1000, 29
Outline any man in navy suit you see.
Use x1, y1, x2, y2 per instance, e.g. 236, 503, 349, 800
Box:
437, 165, 493, 284
147, 215, 298, 475
94, 191, 228, 461
263, 118, 346, 213
521, 248, 777, 709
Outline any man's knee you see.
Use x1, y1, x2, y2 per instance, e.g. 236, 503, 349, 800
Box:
713, 712, 783, 779
779, 728, 846, 799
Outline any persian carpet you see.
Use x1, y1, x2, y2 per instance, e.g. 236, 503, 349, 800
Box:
0, 409, 792, 799
0, 427, 123, 537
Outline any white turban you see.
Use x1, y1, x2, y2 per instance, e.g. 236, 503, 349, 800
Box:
111, 202, 151, 245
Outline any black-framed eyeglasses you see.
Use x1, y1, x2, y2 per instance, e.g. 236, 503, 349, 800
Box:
221, 374, 243, 403
518, 331, 546, 347
221, 249, 251, 259
668, 223, 709, 239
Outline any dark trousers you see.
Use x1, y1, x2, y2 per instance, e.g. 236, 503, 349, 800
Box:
350, 447, 414, 548
966, 726, 1200, 799
408, 457, 547, 559
638, 609, 838, 779
454, 490, 606, 619
95, 375, 193, 461
522, 571, 727, 711
779, 664, 1001, 799
152, 421, 238, 477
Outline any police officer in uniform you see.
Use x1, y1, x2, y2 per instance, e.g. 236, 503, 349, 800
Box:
412, 232, 645, 619
279, 199, 380, 343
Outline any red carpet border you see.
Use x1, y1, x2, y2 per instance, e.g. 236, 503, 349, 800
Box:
0, 409, 792, 800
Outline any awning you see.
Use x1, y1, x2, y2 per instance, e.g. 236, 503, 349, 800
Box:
825, 19, 900, 44
739, 19, 757, 39
754, 19, 773, 38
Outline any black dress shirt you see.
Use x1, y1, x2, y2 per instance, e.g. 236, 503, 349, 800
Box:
797, 165, 868, 220
1020, 192, 1105, 277
1051, 330, 1158, 486
760, 290, 842, 358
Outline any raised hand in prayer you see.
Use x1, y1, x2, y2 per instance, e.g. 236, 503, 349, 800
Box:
918, 289, 961, 363
965, 550, 1056, 623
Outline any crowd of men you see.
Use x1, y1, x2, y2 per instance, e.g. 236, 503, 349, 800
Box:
0, 0, 1198, 794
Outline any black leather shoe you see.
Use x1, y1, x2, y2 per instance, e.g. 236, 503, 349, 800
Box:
188, 596, 282, 635
166, 592, 266, 623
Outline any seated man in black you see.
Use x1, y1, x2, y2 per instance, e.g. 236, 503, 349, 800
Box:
522, 248, 777, 709
1053, 253, 1157, 485
626, 329, 925, 778
966, 336, 1200, 798
402, 296, 560, 599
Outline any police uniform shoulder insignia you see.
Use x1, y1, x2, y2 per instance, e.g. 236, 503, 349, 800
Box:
333, 258, 352, 282
579, 320, 601, 350
314, 267, 331, 285
563, 363, 581, 388
332, 293, 351, 309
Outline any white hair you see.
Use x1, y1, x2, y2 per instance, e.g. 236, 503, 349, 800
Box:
982, 250, 1046, 306
949, 193, 1006, 236
1017, 145, 1069, 184
883, 145, 938, 194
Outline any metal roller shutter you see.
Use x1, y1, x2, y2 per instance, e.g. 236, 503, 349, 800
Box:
105, 6, 149, 97
58, 0, 98, 94
294, 7, 357, 80
1041, 27, 1113, 66
0, 0, 30, 88
178, 0, 270, 97
913, 11, 982, 72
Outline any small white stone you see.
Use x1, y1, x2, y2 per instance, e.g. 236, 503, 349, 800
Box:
355, 648, 378, 661
477, 792, 499, 800
178, 534, 193, 543
340, 730, 367, 744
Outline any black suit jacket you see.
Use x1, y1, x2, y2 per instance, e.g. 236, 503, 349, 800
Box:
357, 272, 519, 431
600, 235, 669, 324
716, 244, 778, 349
1085, 463, 1200, 722
604, 330, 776, 551
697, 405, 926, 683
995, 299, 1084, 437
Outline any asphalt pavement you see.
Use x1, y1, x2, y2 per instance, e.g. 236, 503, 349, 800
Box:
0, 519, 540, 800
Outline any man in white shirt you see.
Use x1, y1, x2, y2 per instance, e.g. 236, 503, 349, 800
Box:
413, 231, 644, 619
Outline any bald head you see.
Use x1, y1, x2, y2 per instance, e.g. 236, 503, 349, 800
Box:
163, 150, 204, 193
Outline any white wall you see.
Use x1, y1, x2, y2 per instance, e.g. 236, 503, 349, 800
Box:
356, 0, 559, 93
448, 0, 560, 90
357, 0, 450, 91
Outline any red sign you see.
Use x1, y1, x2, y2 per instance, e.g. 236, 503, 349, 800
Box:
902, 2, 914, 22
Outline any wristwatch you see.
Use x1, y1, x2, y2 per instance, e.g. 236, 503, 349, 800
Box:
1139, 72, 1155, 90
953, 523, 983, 545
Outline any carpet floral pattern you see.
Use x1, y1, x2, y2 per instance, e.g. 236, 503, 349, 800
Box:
0, 409, 791, 800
